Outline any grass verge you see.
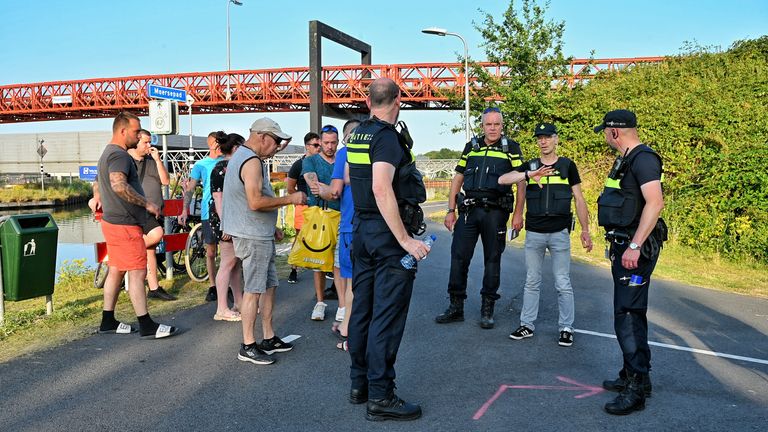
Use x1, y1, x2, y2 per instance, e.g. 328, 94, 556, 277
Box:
0, 180, 92, 203
0, 255, 294, 364
427, 211, 767, 299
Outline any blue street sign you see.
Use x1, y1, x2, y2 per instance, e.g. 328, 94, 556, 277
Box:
79, 166, 98, 181
150, 134, 159, 145
147, 84, 187, 102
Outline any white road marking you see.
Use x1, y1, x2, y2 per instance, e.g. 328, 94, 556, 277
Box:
282, 334, 301, 343
574, 328, 768, 366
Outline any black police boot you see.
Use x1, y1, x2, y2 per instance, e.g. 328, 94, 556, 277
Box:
480, 296, 495, 329
366, 393, 422, 421
349, 387, 368, 405
435, 295, 464, 324
604, 373, 647, 415
603, 368, 652, 397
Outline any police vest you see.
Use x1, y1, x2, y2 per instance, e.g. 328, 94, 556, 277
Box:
347, 118, 426, 213
597, 145, 662, 229
525, 157, 573, 218
459, 136, 523, 199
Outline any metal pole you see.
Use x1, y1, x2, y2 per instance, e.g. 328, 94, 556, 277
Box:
0, 244, 5, 326
45, 295, 52, 315
39, 138, 45, 192
226, 0, 231, 100
459, 34, 471, 143
162, 134, 173, 280
445, 32, 471, 142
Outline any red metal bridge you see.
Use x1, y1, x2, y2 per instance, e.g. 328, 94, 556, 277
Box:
0, 57, 664, 124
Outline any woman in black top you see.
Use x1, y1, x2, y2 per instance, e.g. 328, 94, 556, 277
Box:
210, 132, 245, 321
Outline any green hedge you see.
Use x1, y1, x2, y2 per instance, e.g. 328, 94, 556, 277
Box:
536, 42, 768, 263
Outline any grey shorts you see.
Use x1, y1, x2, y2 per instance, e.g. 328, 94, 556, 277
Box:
233, 237, 278, 294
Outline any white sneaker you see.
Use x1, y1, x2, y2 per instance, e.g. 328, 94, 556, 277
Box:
311, 302, 327, 321
335, 307, 346, 322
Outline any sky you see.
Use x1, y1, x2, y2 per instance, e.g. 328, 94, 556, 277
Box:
0, 0, 766, 154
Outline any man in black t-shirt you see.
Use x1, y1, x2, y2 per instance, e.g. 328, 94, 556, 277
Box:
507, 123, 592, 347
285, 132, 321, 284
128, 129, 175, 301
594, 110, 665, 415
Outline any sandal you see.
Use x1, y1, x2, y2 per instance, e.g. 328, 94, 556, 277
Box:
331, 323, 347, 341
140, 324, 179, 339
336, 339, 348, 351
214, 311, 241, 322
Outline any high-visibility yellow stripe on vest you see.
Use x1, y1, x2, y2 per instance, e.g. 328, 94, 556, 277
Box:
530, 176, 569, 185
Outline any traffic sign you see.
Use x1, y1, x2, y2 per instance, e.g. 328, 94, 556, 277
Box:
79, 166, 98, 181
147, 84, 187, 103
37, 144, 47, 158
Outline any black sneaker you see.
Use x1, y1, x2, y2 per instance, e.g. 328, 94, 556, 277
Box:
147, 287, 177, 301
323, 286, 338, 300
238, 344, 275, 365
205, 286, 217, 302
558, 329, 574, 347
259, 336, 294, 355
509, 325, 534, 340
287, 269, 298, 284
325, 272, 334, 280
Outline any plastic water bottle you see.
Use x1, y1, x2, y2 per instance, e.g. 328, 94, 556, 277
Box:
155, 239, 166, 254
401, 234, 437, 269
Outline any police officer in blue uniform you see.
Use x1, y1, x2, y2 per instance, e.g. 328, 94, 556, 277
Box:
594, 110, 667, 415
346, 78, 429, 422
436, 107, 525, 329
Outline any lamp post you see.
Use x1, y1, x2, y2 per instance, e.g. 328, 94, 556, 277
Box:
226, 0, 243, 100
422, 27, 471, 142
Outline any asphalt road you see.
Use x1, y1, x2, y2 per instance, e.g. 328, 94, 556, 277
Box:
1, 217, 766, 431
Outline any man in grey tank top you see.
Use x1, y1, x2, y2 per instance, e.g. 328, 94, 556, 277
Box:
222, 117, 306, 365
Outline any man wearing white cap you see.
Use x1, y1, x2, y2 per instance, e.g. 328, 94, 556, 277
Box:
222, 117, 307, 365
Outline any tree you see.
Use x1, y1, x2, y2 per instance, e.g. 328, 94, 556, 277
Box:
422, 148, 463, 159
469, 0, 570, 139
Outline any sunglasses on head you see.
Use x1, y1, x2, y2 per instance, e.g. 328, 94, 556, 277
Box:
483, 107, 501, 114
321, 125, 338, 134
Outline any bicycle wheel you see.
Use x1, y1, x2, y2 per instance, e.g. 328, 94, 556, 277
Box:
94, 261, 108, 288
185, 223, 209, 282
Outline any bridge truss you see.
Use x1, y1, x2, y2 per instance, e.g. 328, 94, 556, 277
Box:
0, 58, 664, 124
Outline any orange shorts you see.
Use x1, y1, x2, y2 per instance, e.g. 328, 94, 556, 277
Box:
294, 204, 308, 230
101, 220, 147, 271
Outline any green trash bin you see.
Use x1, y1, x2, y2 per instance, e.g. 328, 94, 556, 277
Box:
0, 213, 58, 301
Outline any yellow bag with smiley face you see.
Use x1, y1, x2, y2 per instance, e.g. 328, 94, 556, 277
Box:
288, 205, 340, 272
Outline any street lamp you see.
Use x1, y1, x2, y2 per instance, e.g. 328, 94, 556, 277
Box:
226, 0, 243, 100
422, 27, 471, 142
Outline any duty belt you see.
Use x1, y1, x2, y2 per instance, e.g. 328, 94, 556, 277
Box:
604, 229, 631, 244
459, 196, 500, 211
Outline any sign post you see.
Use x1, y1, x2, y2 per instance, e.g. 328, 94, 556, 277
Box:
147, 83, 189, 280
37, 139, 47, 192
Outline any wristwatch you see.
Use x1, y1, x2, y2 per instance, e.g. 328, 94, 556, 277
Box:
447, 208, 455, 213
629, 242, 640, 251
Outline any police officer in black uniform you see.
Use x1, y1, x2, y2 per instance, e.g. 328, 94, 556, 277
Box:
346, 78, 428, 422
436, 107, 525, 329
594, 110, 666, 415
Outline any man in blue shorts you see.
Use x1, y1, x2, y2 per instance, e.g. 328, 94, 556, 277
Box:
179, 132, 223, 301
328, 119, 361, 343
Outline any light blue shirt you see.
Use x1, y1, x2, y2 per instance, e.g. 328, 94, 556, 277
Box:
190, 156, 222, 220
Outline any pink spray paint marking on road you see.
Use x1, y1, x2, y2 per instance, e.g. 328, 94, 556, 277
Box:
472, 376, 605, 420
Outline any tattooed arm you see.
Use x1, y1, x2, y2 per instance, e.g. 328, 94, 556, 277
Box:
109, 171, 160, 217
